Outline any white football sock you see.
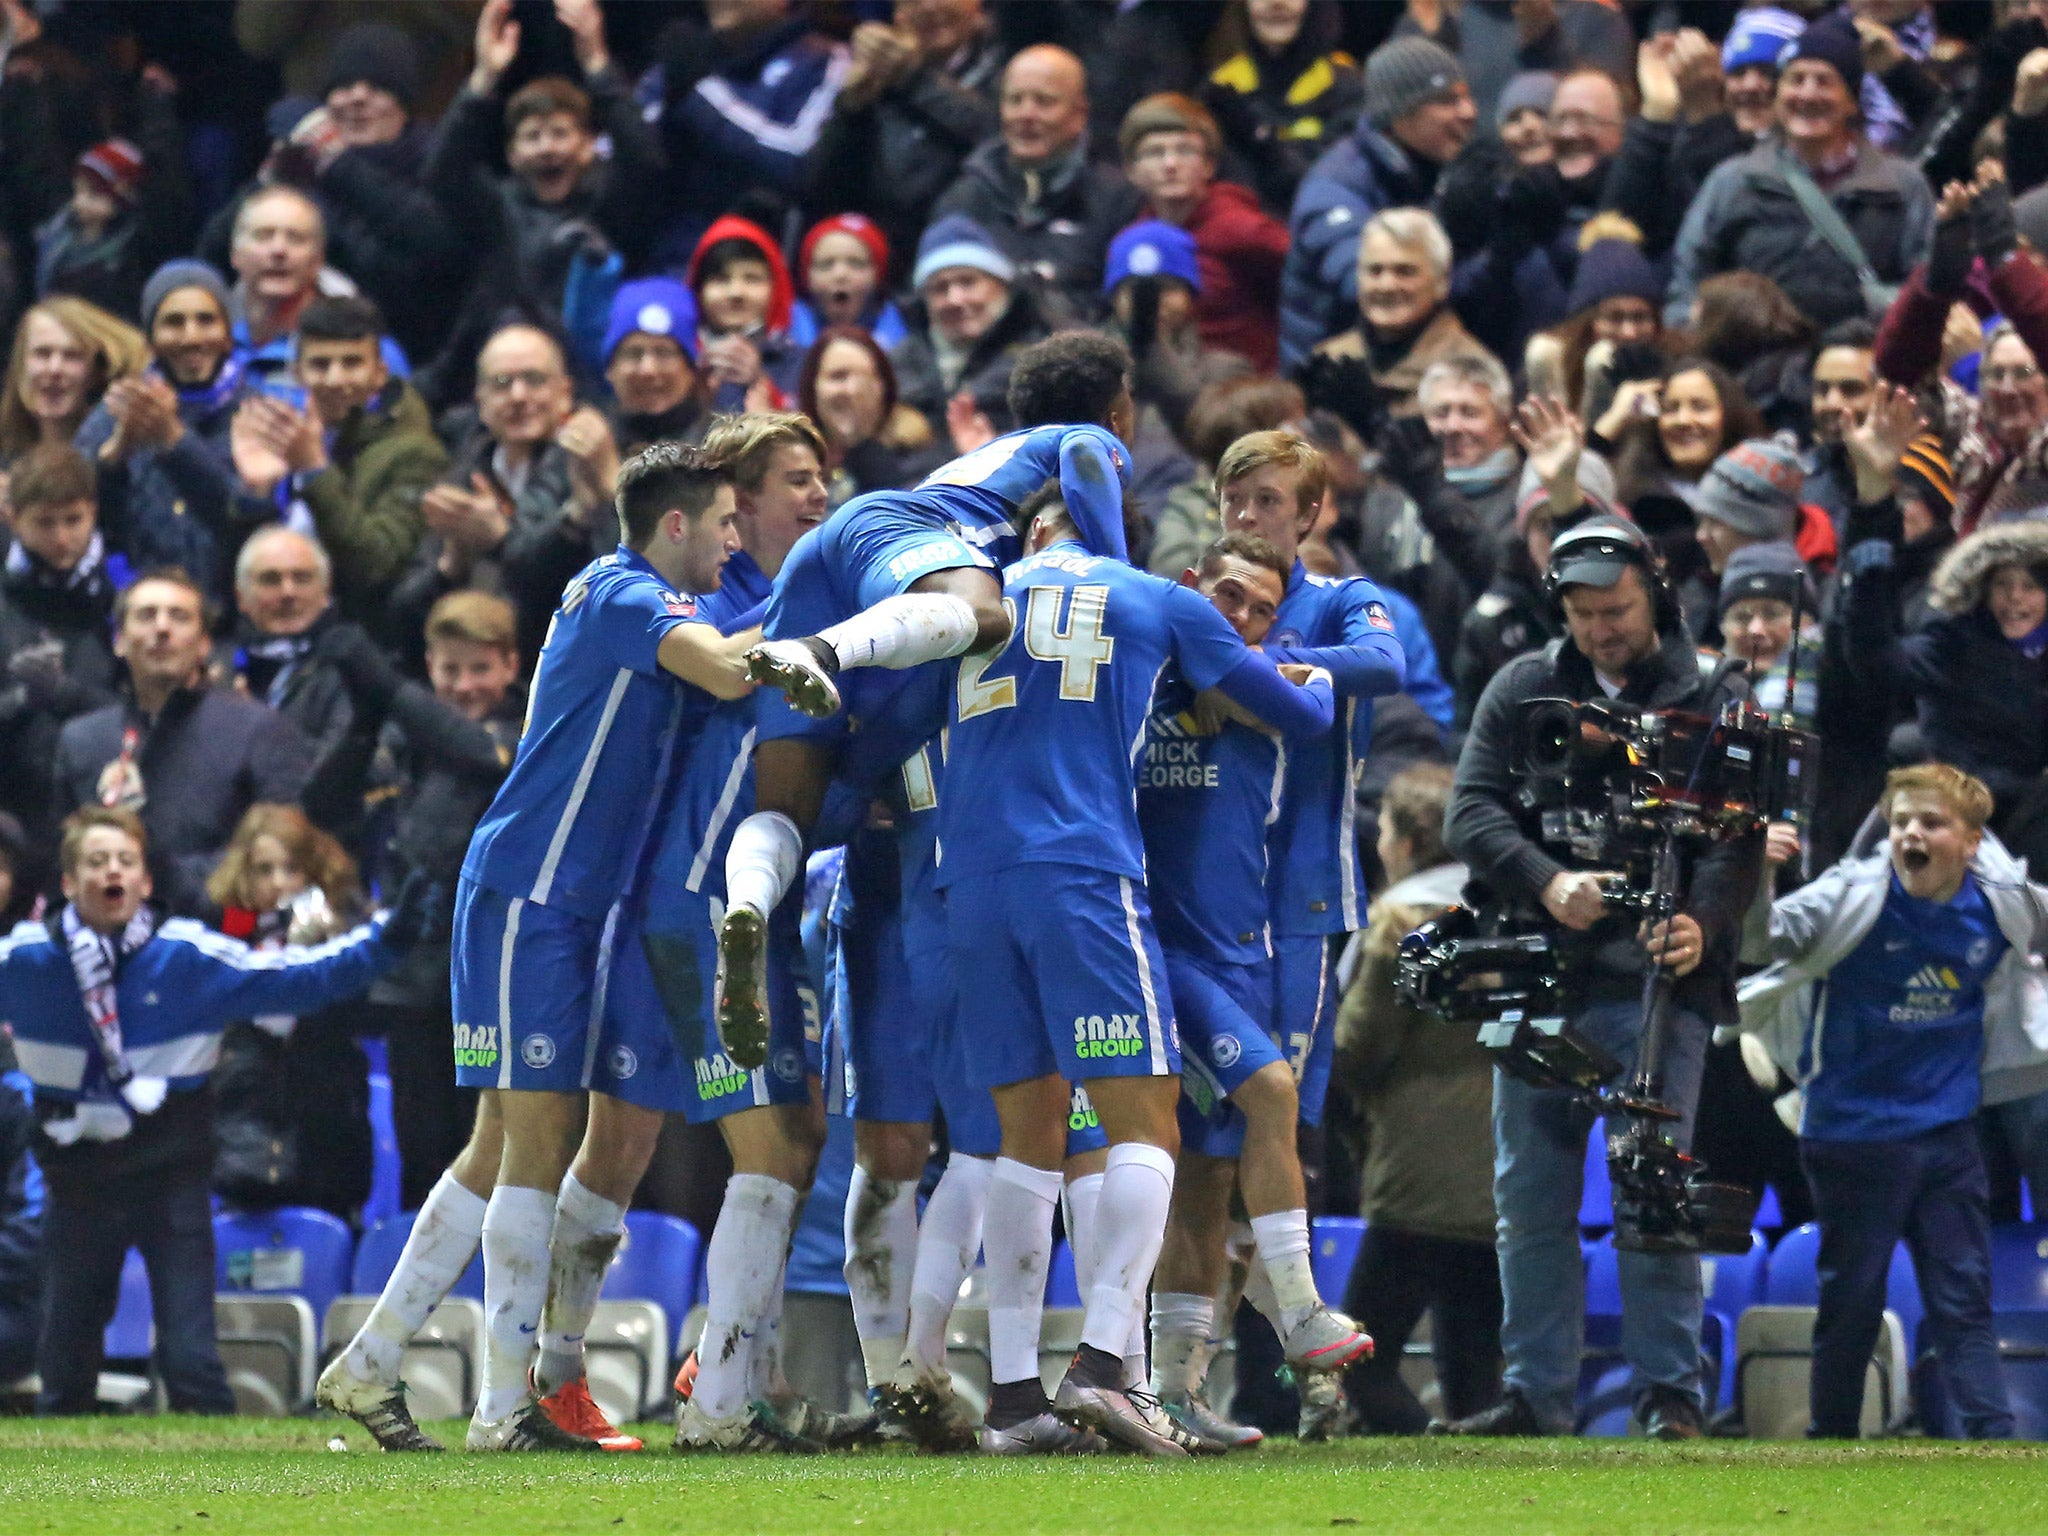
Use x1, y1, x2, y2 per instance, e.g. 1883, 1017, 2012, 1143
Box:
1124, 1307, 1149, 1392
905, 1153, 992, 1372
724, 811, 802, 921
1242, 1252, 1280, 1330
986, 1158, 1061, 1386
536, 1174, 626, 1396
1081, 1143, 1175, 1357
1250, 1208, 1319, 1334
476, 1183, 556, 1423
694, 1174, 797, 1420
1150, 1292, 1213, 1399
748, 1244, 793, 1402
818, 593, 980, 671
1062, 1171, 1104, 1296
345, 1171, 486, 1388
843, 1166, 920, 1389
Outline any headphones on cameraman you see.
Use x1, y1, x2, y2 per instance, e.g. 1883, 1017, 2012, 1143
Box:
1542, 514, 1682, 631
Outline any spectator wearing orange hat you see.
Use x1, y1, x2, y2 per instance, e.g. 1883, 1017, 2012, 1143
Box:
687, 214, 801, 413
790, 214, 907, 354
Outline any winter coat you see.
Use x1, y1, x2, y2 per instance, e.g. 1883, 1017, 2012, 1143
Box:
1146, 477, 1222, 581
76, 361, 273, 607
235, 614, 364, 846
32, 86, 192, 321
1310, 306, 1498, 419
801, 35, 1001, 286
1446, 622, 1764, 1023
51, 684, 313, 918
932, 139, 1144, 324
646, 16, 849, 264
297, 378, 446, 630
1281, 123, 1443, 368
1739, 832, 2048, 1111
1333, 860, 1496, 1247
1398, 0, 1633, 123
889, 285, 1051, 441
1840, 519, 2048, 812
1171, 181, 1288, 373
1452, 541, 1559, 733
0, 542, 121, 839
1202, 28, 1363, 216
1666, 139, 1935, 334
1601, 112, 1753, 260
1876, 250, 2048, 531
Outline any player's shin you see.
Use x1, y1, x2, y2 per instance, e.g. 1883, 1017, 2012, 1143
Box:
1150, 1293, 1214, 1399
344, 1170, 487, 1388
817, 592, 981, 671
535, 1173, 627, 1396
476, 1184, 558, 1424
694, 1174, 799, 1420
843, 1165, 921, 1389
1081, 1143, 1176, 1358
984, 1157, 1062, 1422
904, 1153, 993, 1372
724, 811, 803, 921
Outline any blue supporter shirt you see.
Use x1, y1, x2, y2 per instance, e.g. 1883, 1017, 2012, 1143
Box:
1802, 872, 2008, 1142
1261, 562, 1407, 935
462, 549, 709, 921
934, 542, 1256, 886
1138, 678, 1286, 964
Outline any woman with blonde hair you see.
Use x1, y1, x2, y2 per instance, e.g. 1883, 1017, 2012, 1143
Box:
0, 295, 147, 461
206, 804, 374, 1219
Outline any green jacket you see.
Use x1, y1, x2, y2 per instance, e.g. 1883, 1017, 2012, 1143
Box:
1147, 477, 1222, 579
301, 380, 446, 611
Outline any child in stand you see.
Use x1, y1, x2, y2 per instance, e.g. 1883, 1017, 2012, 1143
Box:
790, 214, 906, 353
687, 215, 801, 411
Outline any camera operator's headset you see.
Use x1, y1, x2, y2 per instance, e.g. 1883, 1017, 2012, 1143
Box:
1541, 514, 1684, 633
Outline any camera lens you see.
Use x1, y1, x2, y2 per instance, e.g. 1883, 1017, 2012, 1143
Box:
1522, 700, 1578, 776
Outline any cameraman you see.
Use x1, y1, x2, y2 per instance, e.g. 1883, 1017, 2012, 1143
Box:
1439, 515, 1762, 1440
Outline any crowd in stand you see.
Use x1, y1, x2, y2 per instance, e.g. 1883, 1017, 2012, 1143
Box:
8, 0, 2048, 1441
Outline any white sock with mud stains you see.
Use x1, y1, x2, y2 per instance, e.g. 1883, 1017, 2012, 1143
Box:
345, 1171, 486, 1388
535, 1174, 626, 1396
723, 812, 802, 921
986, 1158, 1062, 1386
818, 593, 980, 671
842, 1165, 921, 1388
476, 1183, 555, 1423
905, 1153, 993, 1373
694, 1174, 798, 1420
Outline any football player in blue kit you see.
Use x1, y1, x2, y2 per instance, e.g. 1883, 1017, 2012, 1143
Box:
444, 443, 755, 1452
582, 416, 867, 1453
1135, 534, 1390, 1451
717, 335, 1139, 1075
936, 492, 1343, 1456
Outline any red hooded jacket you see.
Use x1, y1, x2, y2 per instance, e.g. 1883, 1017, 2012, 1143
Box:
1176, 180, 1289, 373
688, 214, 795, 336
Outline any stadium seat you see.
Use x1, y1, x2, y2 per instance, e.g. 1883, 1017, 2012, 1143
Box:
216, 1294, 317, 1415
1990, 1223, 2048, 1312
1045, 1241, 1081, 1308
363, 1075, 401, 1229
607, 1212, 704, 1361
1311, 1216, 1366, 1305
104, 1248, 153, 1361
1700, 1232, 1770, 1408
1576, 1239, 1627, 1435
214, 1207, 354, 1324
1764, 1223, 1823, 1304
1580, 1127, 1611, 1230
585, 1302, 669, 1423
1754, 1186, 1783, 1229
1736, 1306, 1909, 1438
322, 1296, 484, 1418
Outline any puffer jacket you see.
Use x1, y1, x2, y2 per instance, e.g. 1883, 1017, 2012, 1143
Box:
1739, 830, 2048, 1111
1280, 123, 1443, 368
1838, 519, 2048, 811
1665, 139, 1934, 333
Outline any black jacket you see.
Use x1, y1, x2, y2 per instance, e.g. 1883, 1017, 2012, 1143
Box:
1446, 618, 1763, 1023
51, 683, 313, 917
0, 547, 120, 840
1452, 541, 1560, 734
931, 139, 1144, 324
890, 285, 1052, 441
802, 35, 1001, 286
237, 614, 366, 846
1601, 112, 1752, 259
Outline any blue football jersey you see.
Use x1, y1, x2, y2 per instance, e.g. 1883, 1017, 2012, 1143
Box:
462, 549, 708, 921
1138, 678, 1286, 964
1263, 562, 1406, 935
934, 541, 1249, 886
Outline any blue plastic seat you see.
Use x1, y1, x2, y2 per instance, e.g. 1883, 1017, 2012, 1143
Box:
214, 1206, 355, 1322
1045, 1241, 1081, 1308
1990, 1223, 2048, 1312
103, 1248, 153, 1360
1700, 1231, 1769, 1407
1311, 1216, 1367, 1306
1753, 1185, 1783, 1229
362, 1075, 401, 1229
1580, 1128, 1612, 1230
1991, 1309, 2048, 1439
1765, 1222, 1823, 1304
607, 1212, 703, 1356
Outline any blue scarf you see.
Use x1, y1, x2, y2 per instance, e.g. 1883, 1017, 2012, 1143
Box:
2013, 617, 2048, 662
157, 352, 246, 418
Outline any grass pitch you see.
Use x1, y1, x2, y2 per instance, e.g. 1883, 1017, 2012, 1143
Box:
2, 1418, 2045, 1535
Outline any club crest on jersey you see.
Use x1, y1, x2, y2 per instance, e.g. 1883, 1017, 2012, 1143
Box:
1073, 1013, 1146, 1059
1364, 601, 1395, 632
520, 1032, 557, 1069
663, 591, 696, 617
1273, 628, 1305, 648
